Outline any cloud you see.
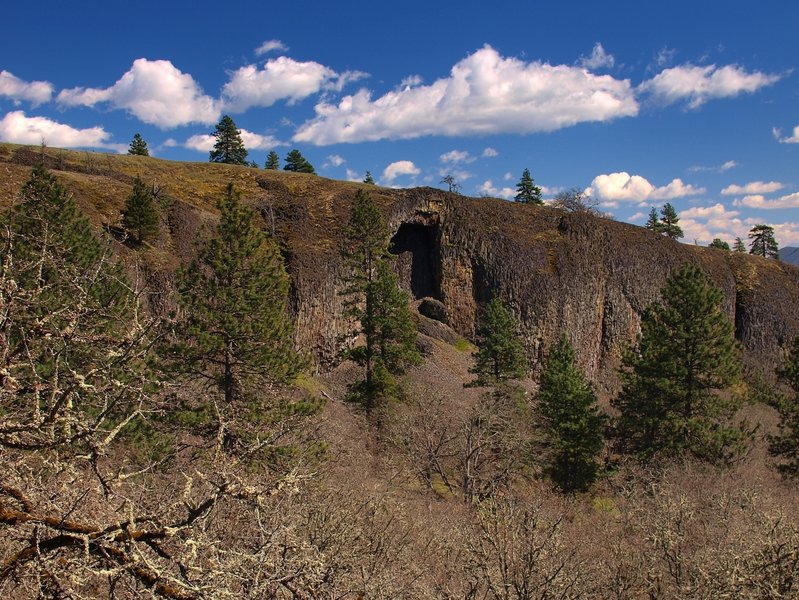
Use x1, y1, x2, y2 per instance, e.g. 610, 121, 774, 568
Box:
733, 192, 799, 210
639, 63, 781, 108
57, 59, 220, 129
587, 171, 705, 203
324, 154, 346, 168
255, 39, 288, 56
688, 160, 739, 173
222, 56, 366, 112
345, 168, 362, 182
440, 149, 475, 164
0, 110, 124, 152
293, 45, 638, 145
578, 43, 615, 70
482, 147, 498, 158
381, 160, 420, 185
478, 180, 516, 199
184, 129, 283, 152
775, 125, 799, 144
721, 180, 784, 195
0, 71, 53, 106
677, 203, 747, 245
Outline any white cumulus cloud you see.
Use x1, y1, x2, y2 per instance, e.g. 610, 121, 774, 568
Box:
775, 125, 799, 144
255, 39, 288, 56
381, 160, 420, 185
733, 192, 799, 210
578, 43, 615, 70
293, 45, 638, 145
639, 63, 781, 108
721, 181, 784, 195
0, 71, 53, 106
440, 149, 475, 164
222, 56, 363, 112
688, 160, 739, 173
478, 180, 516, 199
588, 171, 704, 203
324, 154, 346, 168
0, 110, 124, 151
57, 58, 220, 129
677, 203, 746, 245
482, 147, 498, 158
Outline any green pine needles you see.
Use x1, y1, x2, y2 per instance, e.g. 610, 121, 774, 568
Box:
341, 190, 419, 411
469, 297, 528, 387
168, 183, 304, 406
121, 176, 159, 244
537, 335, 606, 492
613, 264, 748, 463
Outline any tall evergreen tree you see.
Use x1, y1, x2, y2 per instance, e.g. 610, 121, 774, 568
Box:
363, 170, 375, 184
709, 238, 730, 251
660, 203, 683, 239
469, 297, 528, 387
733, 237, 747, 253
613, 264, 746, 463
128, 133, 149, 156
537, 335, 606, 493
748, 224, 779, 259
167, 184, 303, 405
264, 150, 280, 170
209, 116, 249, 165
769, 336, 799, 476
283, 149, 315, 173
341, 190, 419, 410
645, 207, 663, 233
121, 176, 159, 244
514, 168, 543, 204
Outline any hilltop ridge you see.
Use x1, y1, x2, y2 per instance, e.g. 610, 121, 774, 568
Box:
2, 143, 798, 391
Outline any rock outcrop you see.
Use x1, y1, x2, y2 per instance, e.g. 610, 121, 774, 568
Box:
3, 144, 798, 391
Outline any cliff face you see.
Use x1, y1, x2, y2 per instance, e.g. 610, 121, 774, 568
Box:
3, 145, 798, 389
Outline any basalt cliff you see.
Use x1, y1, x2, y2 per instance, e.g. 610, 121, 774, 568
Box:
3, 144, 798, 391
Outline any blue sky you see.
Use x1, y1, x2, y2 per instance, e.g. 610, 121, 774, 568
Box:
2, 0, 798, 246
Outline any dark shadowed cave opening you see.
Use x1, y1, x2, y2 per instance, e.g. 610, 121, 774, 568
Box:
390, 222, 441, 301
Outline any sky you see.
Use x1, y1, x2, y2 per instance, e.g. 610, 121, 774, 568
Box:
1, 0, 798, 247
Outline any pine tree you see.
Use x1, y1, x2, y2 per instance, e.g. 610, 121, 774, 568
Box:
363, 170, 375, 184
645, 207, 663, 233
770, 336, 799, 476
709, 238, 730, 251
121, 176, 159, 244
341, 190, 419, 410
733, 237, 747, 252
167, 184, 303, 406
748, 224, 779, 259
209, 115, 249, 165
469, 297, 528, 387
128, 133, 149, 156
283, 149, 315, 173
660, 203, 683, 239
537, 335, 606, 493
613, 264, 746, 463
265, 150, 280, 170
2, 166, 141, 450
514, 168, 543, 204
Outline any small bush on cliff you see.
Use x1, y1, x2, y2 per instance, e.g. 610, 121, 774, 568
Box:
613, 264, 748, 463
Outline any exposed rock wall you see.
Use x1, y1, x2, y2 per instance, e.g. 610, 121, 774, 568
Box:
4, 146, 797, 389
